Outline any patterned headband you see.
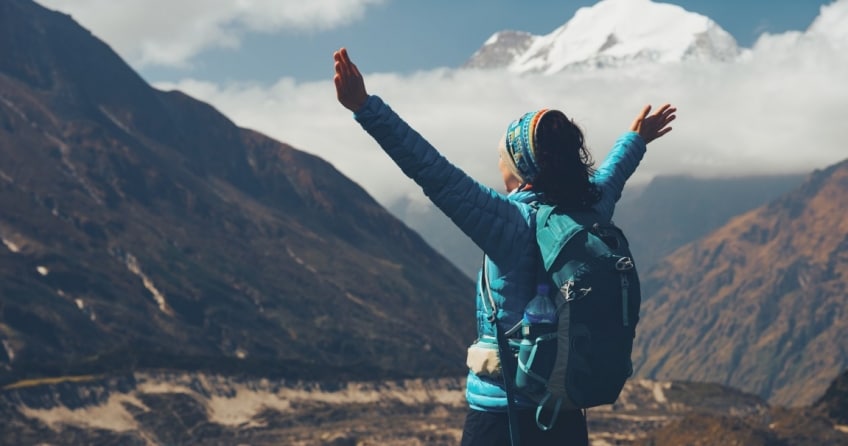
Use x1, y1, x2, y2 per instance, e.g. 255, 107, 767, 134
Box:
504, 109, 552, 183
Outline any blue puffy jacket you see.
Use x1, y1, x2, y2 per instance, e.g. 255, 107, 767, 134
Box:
354, 95, 646, 412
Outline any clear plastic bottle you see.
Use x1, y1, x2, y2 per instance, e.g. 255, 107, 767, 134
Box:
523, 284, 557, 328
517, 284, 558, 392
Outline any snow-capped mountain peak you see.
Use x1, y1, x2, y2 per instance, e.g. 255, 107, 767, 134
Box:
465, 0, 740, 73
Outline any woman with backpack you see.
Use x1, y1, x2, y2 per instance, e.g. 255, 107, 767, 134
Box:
333, 47, 675, 446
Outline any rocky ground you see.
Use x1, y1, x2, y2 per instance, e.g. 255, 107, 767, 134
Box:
5, 371, 826, 446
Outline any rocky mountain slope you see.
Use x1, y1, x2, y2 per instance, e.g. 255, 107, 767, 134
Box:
464, 0, 740, 73
634, 159, 848, 406
0, 0, 475, 386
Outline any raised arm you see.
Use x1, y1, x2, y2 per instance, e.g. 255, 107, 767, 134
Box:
333, 48, 533, 265
592, 104, 677, 221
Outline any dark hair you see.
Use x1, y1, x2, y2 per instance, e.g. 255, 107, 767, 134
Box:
533, 111, 601, 209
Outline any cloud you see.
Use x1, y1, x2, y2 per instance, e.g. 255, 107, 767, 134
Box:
37, 0, 386, 67
159, 3, 847, 208
808, 0, 848, 43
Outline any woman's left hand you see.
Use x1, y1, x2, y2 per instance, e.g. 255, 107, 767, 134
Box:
630, 104, 677, 144
333, 48, 368, 112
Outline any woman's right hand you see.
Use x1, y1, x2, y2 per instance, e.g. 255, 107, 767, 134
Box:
630, 104, 677, 144
333, 48, 368, 112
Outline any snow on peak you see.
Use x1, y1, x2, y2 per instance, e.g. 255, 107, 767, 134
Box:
464, 0, 740, 73
466, 30, 537, 69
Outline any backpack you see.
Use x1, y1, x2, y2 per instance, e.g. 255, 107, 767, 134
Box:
499, 203, 642, 431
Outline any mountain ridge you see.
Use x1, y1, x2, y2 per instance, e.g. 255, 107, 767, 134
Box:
634, 158, 848, 406
0, 0, 475, 385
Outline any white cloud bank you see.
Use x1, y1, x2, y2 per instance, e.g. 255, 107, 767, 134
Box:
37, 0, 385, 67
40, 0, 848, 208
155, 0, 848, 207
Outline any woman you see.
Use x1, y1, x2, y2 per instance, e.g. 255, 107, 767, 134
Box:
333, 47, 675, 445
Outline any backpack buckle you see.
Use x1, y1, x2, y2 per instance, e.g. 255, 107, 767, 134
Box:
562, 280, 592, 302
615, 257, 634, 271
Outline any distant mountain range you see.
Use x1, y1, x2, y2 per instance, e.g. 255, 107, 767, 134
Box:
614, 174, 807, 270
392, 174, 807, 279
0, 0, 474, 386
464, 0, 740, 73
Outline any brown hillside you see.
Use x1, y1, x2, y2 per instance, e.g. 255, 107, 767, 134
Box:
634, 159, 848, 406
0, 0, 475, 385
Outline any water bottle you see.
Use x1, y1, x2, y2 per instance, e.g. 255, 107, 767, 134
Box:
522, 284, 557, 338
516, 284, 557, 392
515, 337, 535, 391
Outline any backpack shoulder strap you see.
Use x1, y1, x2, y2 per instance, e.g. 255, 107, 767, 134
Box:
535, 204, 588, 271
482, 259, 522, 446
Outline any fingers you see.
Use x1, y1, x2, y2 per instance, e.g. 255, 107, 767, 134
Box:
339, 48, 358, 78
630, 104, 652, 131
657, 104, 677, 120
333, 49, 351, 101
334, 48, 351, 76
651, 104, 677, 130
333, 61, 346, 94
333, 49, 345, 75
639, 104, 652, 120
340, 48, 362, 77
652, 103, 671, 116
333, 65, 343, 87
333, 51, 345, 82
333, 50, 348, 77
334, 47, 363, 86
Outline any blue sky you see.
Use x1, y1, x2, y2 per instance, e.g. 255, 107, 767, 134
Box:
38, 0, 848, 208
132, 0, 831, 84
40, 0, 834, 85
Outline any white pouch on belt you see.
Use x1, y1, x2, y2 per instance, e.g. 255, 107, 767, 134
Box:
466, 340, 501, 377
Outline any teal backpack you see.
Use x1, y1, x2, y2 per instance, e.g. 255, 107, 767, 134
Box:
493, 203, 641, 435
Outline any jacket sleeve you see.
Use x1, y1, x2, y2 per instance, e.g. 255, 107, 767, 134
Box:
353, 95, 533, 265
591, 131, 646, 222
